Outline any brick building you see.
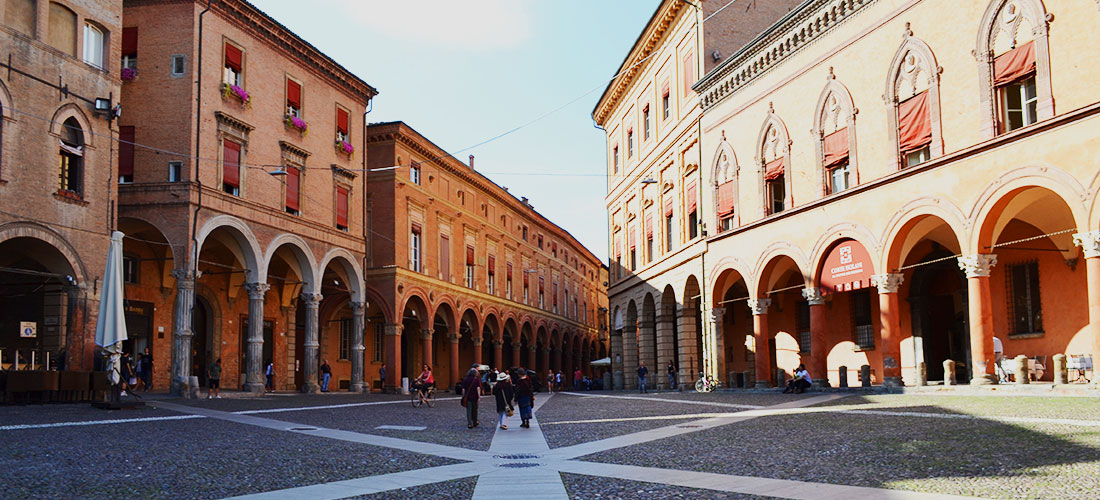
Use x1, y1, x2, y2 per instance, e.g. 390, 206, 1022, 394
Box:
116, 0, 376, 394
0, 0, 123, 371
366, 122, 607, 392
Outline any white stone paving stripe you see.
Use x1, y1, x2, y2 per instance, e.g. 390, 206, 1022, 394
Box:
473, 393, 569, 500
555, 461, 984, 500
0, 414, 203, 431
222, 461, 492, 500
375, 425, 427, 431
558, 390, 764, 409
541, 412, 738, 425
235, 397, 461, 415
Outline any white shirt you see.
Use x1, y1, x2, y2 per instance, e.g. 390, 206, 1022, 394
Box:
993, 336, 1003, 355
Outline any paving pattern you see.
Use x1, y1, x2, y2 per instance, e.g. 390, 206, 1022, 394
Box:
3, 391, 1099, 499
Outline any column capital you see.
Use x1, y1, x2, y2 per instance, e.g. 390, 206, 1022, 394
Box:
529, 346, 538, 353
1074, 231, 1100, 258
709, 308, 724, 323
801, 287, 825, 305
420, 328, 432, 340
958, 254, 998, 278
300, 291, 323, 306
171, 268, 201, 284
447, 332, 461, 343
492, 339, 503, 347
472, 337, 483, 346
384, 323, 403, 336
747, 298, 771, 315
350, 301, 366, 314
245, 282, 270, 299
871, 273, 905, 294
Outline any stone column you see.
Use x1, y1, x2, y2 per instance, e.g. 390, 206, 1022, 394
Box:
708, 308, 725, 383
170, 269, 199, 397
528, 346, 538, 371
872, 273, 905, 387
492, 339, 503, 369
1073, 231, 1100, 386
350, 301, 366, 392
638, 309, 658, 386
655, 312, 675, 388
958, 254, 998, 385
802, 287, 829, 387
300, 291, 322, 393
541, 346, 551, 376
384, 323, 402, 392
748, 298, 772, 388
243, 283, 271, 393
448, 332, 460, 389
622, 324, 639, 390
512, 342, 522, 369
676, 306, 699, 388
610, 330, 623, 389
420, 328, 433, 371
472, 336, 483, 365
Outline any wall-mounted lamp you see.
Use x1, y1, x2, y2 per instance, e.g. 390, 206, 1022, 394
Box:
640, 178, 658, 184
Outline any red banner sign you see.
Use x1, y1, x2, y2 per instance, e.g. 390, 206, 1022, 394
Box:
819, 239, 874, 294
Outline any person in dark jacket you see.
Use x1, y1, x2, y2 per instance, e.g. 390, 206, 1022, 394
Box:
514, 368, 535, 428
461, 368, 481, 428
492, 371, 515, 430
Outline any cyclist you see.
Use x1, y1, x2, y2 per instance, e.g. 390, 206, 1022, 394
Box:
414, 364, 434, 398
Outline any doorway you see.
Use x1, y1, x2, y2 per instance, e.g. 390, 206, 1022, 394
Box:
909, 254, 970, 383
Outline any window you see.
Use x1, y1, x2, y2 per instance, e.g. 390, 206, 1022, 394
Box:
898, 92, 931, 167
121, 27, 137, 75
766, 177, 785, 215
170, 54, 186, 77
221, 139, 240, 195
82, 23, 105, 69
168, 161, 182, 182
6, 0, 36, 36
797, 301, 810, 353
410, 223, 422, 272
665, 212, 673, 253
465, 246, 475, 289
58, 118, 84, 196
286, 78, 302, 118
373, 323, 384, 362
685, 182, 698, 239
1000, 76, 1037, 132
410, 162, 421, 185
1007, 261, 1042, 334
523, 275, 530, 304
662, 86, 670, 120
118, 126, 135, 183
627, 129, 634, 157
552, 282, 558, 314
285, 167, 300, 215
487, 256, 496, 295
647, 235, 654, 263
905, 147, 930, 168
630, 247, 636, 271
224, 42, 242, 86
537, 235, 543, 250
717, 181, 735, 232
538, 277, 545, 309
336, 107, 350, 143
682, 50, 695, 97
522, 226, 528, 241
440, 234, 451, 282
335, 186, 349, 231
506, 263, 513, 300
687, 211, 698, 240
48, 3, 77, 57
851, 289, 874, 349
643, 105, 651, 140
828, 163, 850, 194
122, 256, 139, 284
338, 318, 352, 360
823, 128, 850, 194
612, 146, 619, 173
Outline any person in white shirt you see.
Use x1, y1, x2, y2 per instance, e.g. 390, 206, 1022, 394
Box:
993, 336, 1006, 382
783, 364, 812, 394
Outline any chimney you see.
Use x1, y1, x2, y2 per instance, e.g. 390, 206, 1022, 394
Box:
469, 155, 475, 169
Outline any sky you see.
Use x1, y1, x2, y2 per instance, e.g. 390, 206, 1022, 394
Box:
250, 0, 661, 263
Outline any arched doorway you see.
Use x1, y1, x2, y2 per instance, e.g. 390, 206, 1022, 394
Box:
0, 234, 81, 370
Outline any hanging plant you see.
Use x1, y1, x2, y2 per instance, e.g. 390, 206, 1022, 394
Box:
121, 67, 138, 81
285, 114, 308, 135
221, 83, 251, 109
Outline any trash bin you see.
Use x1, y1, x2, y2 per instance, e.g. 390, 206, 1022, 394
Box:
455, 382, 463, 395
400, 377, 410, 395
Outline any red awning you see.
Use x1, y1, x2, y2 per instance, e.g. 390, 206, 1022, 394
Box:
823, 128, 849, 168
466, 246, 475, 265
118, 126, 135, 178
645, 212, 654, 238
337, 108, 349, 135
818, 239, 875, 294
685, 181, 697, 213
121, 27, 137, 56
225, 43, 242, 72
507, 262, 513, 279
222, 140, 240, 188
411, 221, 421, 234
286, 80, 301, 109
716, 181, 735, 217
993, 41, 1036, 86
764, 157, 785, 181
335, 187, 348, 227
629, 226, 636, 249
539, 277, 544, 292
898, 91, 932, 153
664, 195, 674, 217
286, 167, 300, 212
488, 255, 495, 275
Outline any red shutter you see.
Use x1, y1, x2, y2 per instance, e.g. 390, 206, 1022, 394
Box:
466, 245, 475, 266
121, 27, 137, 56
336, 187, 348, 227
823, 128, 849, 168
993, 41, 1036, 86
286, 80, 301, 109
645, 213, 654, 238
664, 196, 674, 217
337, 108, 349, 135
285, 167, 300, 212
225, 43, 242, 72
488, 255, 495, 275
553, 283, 558, 306
898, 91, 932, 153
411, 222, 422, 234
717, 181, 735, 217
686, 181, 697, 213
222, 140, 240, 188
507, 262, 513, 279
539, 277, 544, 293
118, 126, 135, 178
629, 226, 636, 249
682, 51, 694, 96
764, 157, 785, 181
524, 271, 529, 286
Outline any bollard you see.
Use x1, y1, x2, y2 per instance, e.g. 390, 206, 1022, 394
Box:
838, 365, 848, 388
917, 361, 928, 386
188, 375, 200, 399
776, 369, 787, 389
943, 360, 956, 385
1053, 354, 1068, 385
860, 365, 871, 388
1014, 355, 1030, 384
743, 370, 753, 388
728, 371, 737, 389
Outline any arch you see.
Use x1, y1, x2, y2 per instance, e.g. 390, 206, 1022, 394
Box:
708, 255, 754, 298
317, 247, 364, 302
612, 306, 623, 330
711, 139, 740, 230
808, 222, 880, 285
968, 166, 1089, 254
755, 252, 807, 298
397, 292, 430, 322
752, 241, 811, 290
194, 215, 262, 279
0, 221, 88, 284
812, 73, 859, 195
363, 286, 394, 323
260, 234, 318, 290
432, 301, 457, 333
884, 26, 943, 169
974, 0, 1053, 138
755, 105, 793, 215
536, 325, 549, 346
49, 103, 95, 148
880, 197, 971, 271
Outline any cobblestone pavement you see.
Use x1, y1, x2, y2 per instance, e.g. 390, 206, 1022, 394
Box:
4, 390, 1098, 499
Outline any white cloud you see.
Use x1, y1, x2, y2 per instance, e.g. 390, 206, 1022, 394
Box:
341, 0, 534, 50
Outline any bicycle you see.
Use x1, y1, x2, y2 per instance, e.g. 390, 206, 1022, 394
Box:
411, 384, 435, 408
695, 372, 719, 393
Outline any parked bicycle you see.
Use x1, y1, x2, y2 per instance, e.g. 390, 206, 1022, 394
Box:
695, 371, 718, 392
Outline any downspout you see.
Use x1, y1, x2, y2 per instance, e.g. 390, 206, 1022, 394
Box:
191, 0, 211, 277
362, 98, 372, 280
689, 0, 711, 380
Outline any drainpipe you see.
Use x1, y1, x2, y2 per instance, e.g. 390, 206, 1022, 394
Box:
190, 0, 212, 276
362, 98, 372, 281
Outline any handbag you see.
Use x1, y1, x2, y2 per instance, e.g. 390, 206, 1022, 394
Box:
461, 397, 467, 408
506, 406, 514, 417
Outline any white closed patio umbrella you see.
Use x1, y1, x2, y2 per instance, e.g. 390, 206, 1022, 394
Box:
94, 231, 128, 389
590, 357, 612, 367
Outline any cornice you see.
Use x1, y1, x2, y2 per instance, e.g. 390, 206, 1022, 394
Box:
695, 0, 877, 111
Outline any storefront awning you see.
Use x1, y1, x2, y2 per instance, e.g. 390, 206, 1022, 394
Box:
819, 239, 874, 294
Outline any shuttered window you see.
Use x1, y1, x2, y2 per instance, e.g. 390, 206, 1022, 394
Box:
335, 187, 348, 230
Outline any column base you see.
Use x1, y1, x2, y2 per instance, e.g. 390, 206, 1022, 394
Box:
302, 381, 320, 394
969, 374, 998, 386
883, 376, 904, 388
171, 377, 190, 398
244, 382, 265, 394
811, 378, 831, 388
754, 380, 772, 389
349, 382, 365, 393
613, 372, 623, 390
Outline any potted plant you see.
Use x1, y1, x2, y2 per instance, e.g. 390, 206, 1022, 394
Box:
221, 83, 251, 108
336, 138, 354, 158
285, 114, 308, 135
121, 67, 138, 82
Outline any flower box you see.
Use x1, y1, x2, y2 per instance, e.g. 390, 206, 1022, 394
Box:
336, 139, 354, 158
121, 67, 137, 82
221, 83, 251, 108
285, 115, 308, 135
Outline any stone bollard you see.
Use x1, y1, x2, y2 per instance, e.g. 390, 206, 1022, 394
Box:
917, 361, 928, 386
603, 372, 612, 391
1053, 354, 1068, 385
838, 365, 848, 388
728, 371, 737, 389
188, 375, 201, 399
860, 365, 871, 388
943, 360, 956, 385
1014, 355, 1030, 384
743, 370, 753, 388
776, 369, 787, 389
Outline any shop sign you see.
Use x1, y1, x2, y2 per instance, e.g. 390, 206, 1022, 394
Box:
820, 240, 874, 294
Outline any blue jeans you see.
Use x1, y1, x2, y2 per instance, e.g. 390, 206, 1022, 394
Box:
669, 374, 676, 389
321, 373, 331, 392
638, 376, 647, 393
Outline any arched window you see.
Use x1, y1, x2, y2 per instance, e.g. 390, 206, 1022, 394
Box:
813, 72, 858, 195
975, 0, 1053, 138
756, 104, 792, 216
58, 117, 84, 196
884, 25, 943, 170
712, 139, 738, 232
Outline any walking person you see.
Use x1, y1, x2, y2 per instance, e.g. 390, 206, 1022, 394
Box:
119, 352, 134, 396
139, 347, 153, 391
379, 362, 387, 392
573, 367, 583, 391
667, 360, 677, 390
514, 368, 535, 428
207, 358, 222, 399
492, 371, 515, 430
546, 370, 555, 394
320, 359, 332, 392
637, 361, 648, 393
461, 368, 481, 428
264, 361, 274, 392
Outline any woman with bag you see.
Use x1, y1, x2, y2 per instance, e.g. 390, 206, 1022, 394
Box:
492, 371, 515, 430
460, 368, 481, 429
514, 368, 535, 428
